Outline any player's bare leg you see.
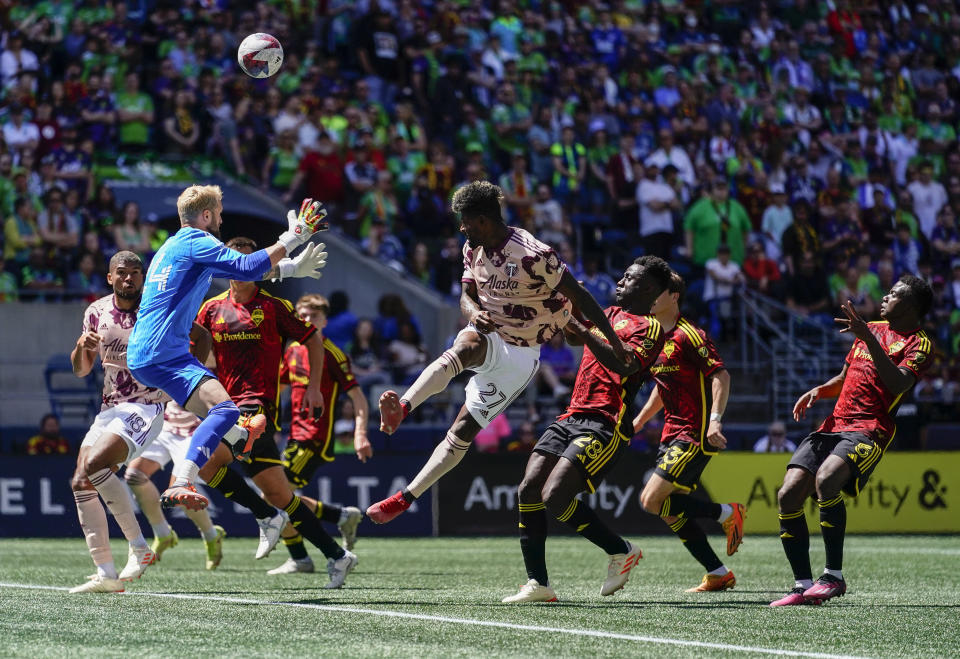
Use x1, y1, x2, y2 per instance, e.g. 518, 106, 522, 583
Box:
368, 406, 480, 524
379, 333, 486, 434
125, 457, 179, 562
82, 436, 155, 581
543, 459, 640, 597
69, 447, 124, 593
503, 452, 560, 603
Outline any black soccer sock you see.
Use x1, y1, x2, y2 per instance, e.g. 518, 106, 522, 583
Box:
668, 517, 723, 572
518, 502, 549, 585
558, 498, 629, 556
401, 487, 416, 503
660, 494, 722, 520
779, 509, 812, 581
818, 494, 846, 572
315, 500, 343, 525
284, 534, 309, 561
207, 466, 276, 520
285, 495, 345, 560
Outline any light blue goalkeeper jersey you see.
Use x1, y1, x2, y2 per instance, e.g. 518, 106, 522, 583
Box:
128, 227, 272, 367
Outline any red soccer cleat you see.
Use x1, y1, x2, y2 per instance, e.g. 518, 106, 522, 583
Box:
770, 587, 824, 607
160, 484, 209, 511
232, 413, 267, 460
366, 490, 411, 524
379, 390, 405, 435
803, 575, 847, 602
722, 503, 746, 556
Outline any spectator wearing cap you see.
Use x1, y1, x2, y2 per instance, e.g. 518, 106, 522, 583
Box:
753, 421, 796, 453
645, 128, 695, 188
907, 161, 948, 238
760, 183, 793, 261
3, 105, 39, 154
684, 178, 751, 267
636, 160, 677, 259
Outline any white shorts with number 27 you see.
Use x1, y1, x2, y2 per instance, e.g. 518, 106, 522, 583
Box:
460, 325, 541, 429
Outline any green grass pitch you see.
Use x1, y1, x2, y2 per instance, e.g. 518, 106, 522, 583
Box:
1, 535, 957, 658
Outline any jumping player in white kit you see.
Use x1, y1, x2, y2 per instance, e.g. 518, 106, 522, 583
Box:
68, 251, 168, 593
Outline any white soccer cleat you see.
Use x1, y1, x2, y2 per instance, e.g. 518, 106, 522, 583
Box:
69, 575, 125, 594
267, 557, 315, 575
502, 578, 558, 603
118, 545, 156, 581
600, 540, 642, 596
255, 511, 289, 560
338, 506, 363, 551
324, 550, 358, 589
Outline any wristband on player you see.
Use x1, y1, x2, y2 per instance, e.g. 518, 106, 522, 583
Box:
709, 412, 722, 422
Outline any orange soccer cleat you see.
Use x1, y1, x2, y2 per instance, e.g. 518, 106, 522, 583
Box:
722, 503, 746, 556
686, 571, 736, 592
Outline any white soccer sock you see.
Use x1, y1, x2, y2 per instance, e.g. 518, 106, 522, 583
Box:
717, 503, 733, 523
96, 561, 117, 579
337, 509, 349, 525
824, 568, 843, 579
222, 424, 245, 445
708, 566, 729, 576
407, 432, 472, 498
74, 489, 115, 575
172, 460, 200, 485
795, 579, 814, 589
88, 468, 148, 549
185, 507, 215, 538
125, 468, 171, 538
403, 350, 464, 411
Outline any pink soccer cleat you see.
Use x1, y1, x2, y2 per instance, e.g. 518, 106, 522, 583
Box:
159, 484, 209, 511
803, 575, 847, 602
770, 587, 824, 607
378, 390, 405, 435
366, 490, 411, 524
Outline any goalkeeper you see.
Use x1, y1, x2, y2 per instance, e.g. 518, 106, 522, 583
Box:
128, 184, 329, 511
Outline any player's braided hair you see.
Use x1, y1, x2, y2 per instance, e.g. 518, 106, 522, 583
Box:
451, 180, 504, 223
898, 274, 933, 318
109, 250, 143, 272
632, 255, 672, 293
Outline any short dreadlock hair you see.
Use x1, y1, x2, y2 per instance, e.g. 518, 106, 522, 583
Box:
450, 181, 504, 223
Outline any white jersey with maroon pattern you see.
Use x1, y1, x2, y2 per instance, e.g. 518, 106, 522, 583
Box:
161, 401, 200, 437
461, 227, 572, 347
82, 294, 168, 409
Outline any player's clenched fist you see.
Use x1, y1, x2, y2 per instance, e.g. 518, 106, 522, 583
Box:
77, 331, 102, 353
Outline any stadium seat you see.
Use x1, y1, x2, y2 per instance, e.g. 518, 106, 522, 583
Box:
44, 354, 99, 425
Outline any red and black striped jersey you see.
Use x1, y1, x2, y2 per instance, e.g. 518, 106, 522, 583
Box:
650, 317, 724, 450
196, 287, 315, 428
280, 337, 358, 453
562, 307, 664, 437
819, 322, 933, 450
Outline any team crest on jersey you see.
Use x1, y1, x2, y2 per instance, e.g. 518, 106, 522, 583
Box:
698, 346, 709, 358
251, 308, 265, 326
505, 262, 518, 278
614, 319, 629, 331
911, 351, 926, 364
641, 338, 654, 351
888, 340, 905, 354
662, 340, 675, 357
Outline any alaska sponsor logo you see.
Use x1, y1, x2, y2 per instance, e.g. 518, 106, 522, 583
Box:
213, 331, 262, 342
480, 274, 520, 291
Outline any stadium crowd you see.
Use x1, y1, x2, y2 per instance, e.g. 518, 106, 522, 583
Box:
1, 0, 959, 407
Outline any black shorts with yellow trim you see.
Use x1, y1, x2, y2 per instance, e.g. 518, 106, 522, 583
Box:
654, 437, 712, 492
282, 438, 332, 489
232, 404, 283, 477
533, 413, 628, 494
788, 430, 882, 497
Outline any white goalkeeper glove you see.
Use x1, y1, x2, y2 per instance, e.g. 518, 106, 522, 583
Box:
273, 242, 328, 282
277, 198, 329, 252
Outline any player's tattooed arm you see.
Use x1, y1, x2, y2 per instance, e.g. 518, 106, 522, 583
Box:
632, 386, 664, 434
555, 269, 633, 366
461, 281, 496, 333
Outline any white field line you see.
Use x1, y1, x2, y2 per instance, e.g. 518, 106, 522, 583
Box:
0, 582, 873, 659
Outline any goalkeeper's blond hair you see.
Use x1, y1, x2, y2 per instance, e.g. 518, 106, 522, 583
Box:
177, 184, 223, 225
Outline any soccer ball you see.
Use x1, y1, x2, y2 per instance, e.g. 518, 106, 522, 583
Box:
237, 33, 284, 79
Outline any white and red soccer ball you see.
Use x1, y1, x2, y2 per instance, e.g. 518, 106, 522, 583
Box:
237, 33, 284, 79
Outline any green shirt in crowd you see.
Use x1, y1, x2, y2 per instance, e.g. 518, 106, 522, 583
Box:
683, 196, 752, 265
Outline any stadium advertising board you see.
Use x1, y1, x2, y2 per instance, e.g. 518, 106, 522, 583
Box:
0, 456, 433, 538
699, 453, 958, 533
